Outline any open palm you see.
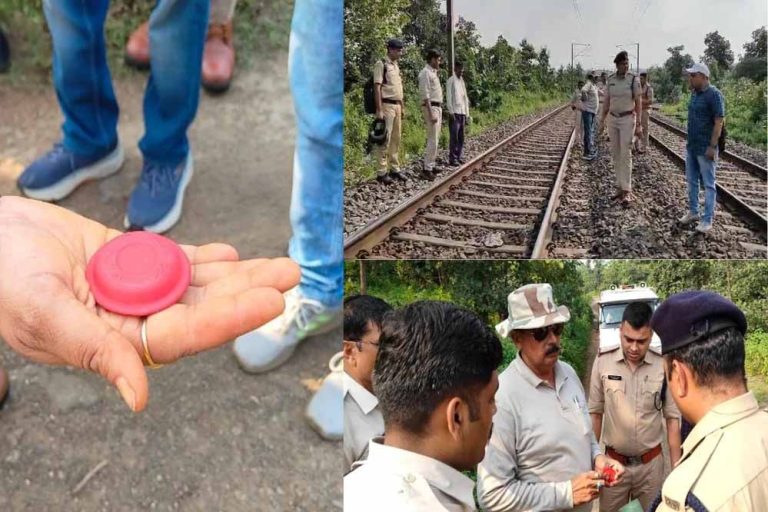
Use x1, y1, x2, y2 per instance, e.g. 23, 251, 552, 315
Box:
0, 196, 299, 411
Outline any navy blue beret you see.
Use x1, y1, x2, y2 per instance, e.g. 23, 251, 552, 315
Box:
650, 291, 747, 354
387, 38, 404, 49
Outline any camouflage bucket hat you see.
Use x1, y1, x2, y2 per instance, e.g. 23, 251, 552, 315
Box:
495, 283, 571, 338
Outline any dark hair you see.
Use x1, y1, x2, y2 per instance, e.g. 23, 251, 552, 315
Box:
578, 80, 585, 86
426, 48, 442, 61
455, 61, 464, 68
374, 301, 502, 435
343, 295, 393, 341
665, 327, 746, 387
622, 302, 653, 329
614, 50, 629, 64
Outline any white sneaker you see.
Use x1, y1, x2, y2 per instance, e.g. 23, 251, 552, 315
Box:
678, 212, 700, 225
695, 221, 712, 233
305, 352, 344, 441
232, 287, 342, 374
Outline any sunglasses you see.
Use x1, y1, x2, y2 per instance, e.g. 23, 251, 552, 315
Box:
528, 323, 565, 341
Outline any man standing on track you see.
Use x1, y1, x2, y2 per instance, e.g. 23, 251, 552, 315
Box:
600, 51, 642, 206
372, 39, 407, 185
572, 80, 585, 148
637, 69, 654, 153
581, 72, 599, 160
678, 62, 725, 234
446, 61, 470, 167
418, 49, 444, 181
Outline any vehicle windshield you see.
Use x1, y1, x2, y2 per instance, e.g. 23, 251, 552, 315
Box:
600, 301, 658, 327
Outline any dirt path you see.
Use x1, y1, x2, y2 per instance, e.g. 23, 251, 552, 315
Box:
0, 59, 342, 511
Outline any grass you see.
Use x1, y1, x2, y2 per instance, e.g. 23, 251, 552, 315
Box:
344, 87, 567, 186
0, 0, 293, 87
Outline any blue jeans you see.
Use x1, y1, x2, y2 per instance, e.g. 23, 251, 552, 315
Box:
685, 147, 718, 223
581, 111, 595, 156
287, 0, 343, 308
42, 0, 208, 165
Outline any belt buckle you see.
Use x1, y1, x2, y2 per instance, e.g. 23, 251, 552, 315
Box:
626, 455, 642, 466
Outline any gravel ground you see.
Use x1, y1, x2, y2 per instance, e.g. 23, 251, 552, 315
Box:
549, 132, 766, 259
344, 104, 564, 237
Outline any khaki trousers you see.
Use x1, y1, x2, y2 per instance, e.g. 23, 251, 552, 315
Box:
422, 105, 442, 170
641, 110, 650, 150
608, 114, 636, 192
599, 454, 664, 512
574, 109, 584, 143
375, 102, 402, 177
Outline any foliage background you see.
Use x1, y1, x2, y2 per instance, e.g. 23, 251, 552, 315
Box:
346, 260, 768, 404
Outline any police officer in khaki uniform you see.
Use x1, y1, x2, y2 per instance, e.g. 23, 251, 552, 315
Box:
638, 69, 654, 153
373, 38, 407, 185
418, 48, 444, 181
649, 291, 768, 512
599, 51, 642, 204
589, 302, 682, 512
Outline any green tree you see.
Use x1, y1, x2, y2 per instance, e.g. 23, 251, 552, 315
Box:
663, 45, 694, 92
743, 26, 767, 58
734, 26, 767, 82
702, 30, 734, 70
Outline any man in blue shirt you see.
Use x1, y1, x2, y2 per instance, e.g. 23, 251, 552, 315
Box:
678, 63, 725, 234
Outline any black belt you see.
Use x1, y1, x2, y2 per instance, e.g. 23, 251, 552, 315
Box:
382, 98, 400, 104
428, 101, 441, 107
610, 110, 635, 118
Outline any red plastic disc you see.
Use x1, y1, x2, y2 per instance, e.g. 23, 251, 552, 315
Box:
86, 231, 191, 316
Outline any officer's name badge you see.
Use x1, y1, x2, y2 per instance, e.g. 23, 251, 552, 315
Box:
607, 375, 622, 381
664, 496, 681, 510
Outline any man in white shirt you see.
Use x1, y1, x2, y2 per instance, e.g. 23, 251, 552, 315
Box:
446, 61, 470, 167
581, 71, 600, 160
477, 283, 625, 512
418, 49, 444, 180
343, 294, 392, 472
344, 301, 503, 511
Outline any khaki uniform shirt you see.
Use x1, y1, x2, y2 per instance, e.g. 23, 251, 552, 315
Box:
446, 75, 469, 115
588, 347, 680, 456
477, 357, 601, 512
418, 65, 443, 105
655, 392, 768, 512
642, 83, 654, 109
373, 57, 403, 101
606, 71, 641, 114
598, 82, 607, 104
344, 437, 477, 511
343, 372, 384, 472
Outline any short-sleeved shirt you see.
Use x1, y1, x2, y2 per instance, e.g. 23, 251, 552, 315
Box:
580, 81, 599, 114
641, 83, 654, 109
343, 372, 384, 472
345, 438, 477, 511
606, 72, 641, 114
373, 57, 403, 101
588, 347, 680, 456
418, 65, 443, 104
654, 392, 768, 512
686, 84, 725, 155
477, 356, 600, 512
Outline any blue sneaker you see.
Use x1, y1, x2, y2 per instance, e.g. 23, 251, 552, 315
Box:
124, 152, 194, 233
17, 142, 124, 201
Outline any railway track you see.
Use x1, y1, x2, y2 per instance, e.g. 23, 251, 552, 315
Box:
648, 113, 767, 229
344, 104, 575, 259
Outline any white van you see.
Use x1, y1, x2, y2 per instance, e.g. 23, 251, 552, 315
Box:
597, 284, 661, 352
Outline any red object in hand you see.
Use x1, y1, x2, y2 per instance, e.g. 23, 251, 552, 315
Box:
602, 466, 617, 485
86, 231, 191, 316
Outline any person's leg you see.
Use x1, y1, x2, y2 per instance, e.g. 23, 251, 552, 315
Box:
139, 0, 208, 165
203, 0, 237, 92
608, 117, 622, 193
685, 148, 701, 216
633, 455, 664, 512
432, 107, 442, 170
232, 0, 343, 374
125, 0, 208, 232
456, 114, 465, 161
641, 110, 650, 150
448, 114, 457, 163
388, 104, 402, 172
599, 463, 633, 512
574, 109, 583, 143
582, 111, 593, 155
423, 106, 436, 171
17, 0, 124, 202
698, 152, 718, 225
617, 116, 634, 193
42, 0, 117, 157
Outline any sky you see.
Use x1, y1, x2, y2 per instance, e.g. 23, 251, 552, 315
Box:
446, 0, 767, 71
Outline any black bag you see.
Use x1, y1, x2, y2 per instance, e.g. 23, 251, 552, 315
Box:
363, 59, 388, 115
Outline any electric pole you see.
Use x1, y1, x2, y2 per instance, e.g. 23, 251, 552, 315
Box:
447, 0, 455, 73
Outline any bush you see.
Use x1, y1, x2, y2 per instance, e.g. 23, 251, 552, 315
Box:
746, 330, 768, 377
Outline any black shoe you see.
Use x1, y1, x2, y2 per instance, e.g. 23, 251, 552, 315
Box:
457, 158, 465, 164
0, 28, 10, 73
420, 169, 435, 181
447, 161, 459, 167
389, 171, 407, 182
376, 174, 394, 185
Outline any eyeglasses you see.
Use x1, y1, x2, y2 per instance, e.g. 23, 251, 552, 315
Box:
527, 323, 565, 341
